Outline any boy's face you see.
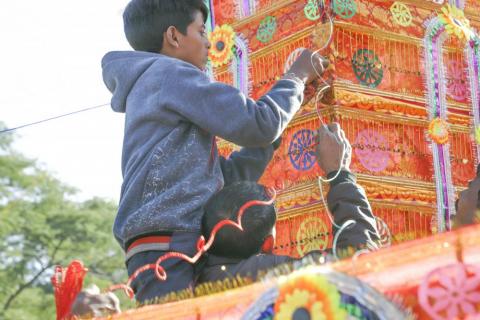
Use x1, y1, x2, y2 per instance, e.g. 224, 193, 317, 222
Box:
176, 11, 211, 70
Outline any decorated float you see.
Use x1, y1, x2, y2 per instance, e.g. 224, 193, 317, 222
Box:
53, 0, 480, 319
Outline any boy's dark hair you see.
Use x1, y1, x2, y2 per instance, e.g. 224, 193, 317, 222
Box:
123, 0, 209, 52
202, 182, 277, 259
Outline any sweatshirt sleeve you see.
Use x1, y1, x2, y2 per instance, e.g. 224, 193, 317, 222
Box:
326, 171, 380, 250
220, 145, 274, 186
160, 61, 305, 147
220, 136, 282, 185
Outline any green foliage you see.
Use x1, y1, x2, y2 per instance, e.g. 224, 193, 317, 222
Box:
0, 123, 133, 319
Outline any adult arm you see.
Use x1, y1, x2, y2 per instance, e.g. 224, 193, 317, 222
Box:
220, 138, 282, 185
316, 124, 379, 250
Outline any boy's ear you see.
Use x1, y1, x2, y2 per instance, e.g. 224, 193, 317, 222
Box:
261, 235, 275, 254
165, 26, 180, 48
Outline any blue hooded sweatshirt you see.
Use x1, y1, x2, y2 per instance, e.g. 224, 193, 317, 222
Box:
102, 51, 304, 249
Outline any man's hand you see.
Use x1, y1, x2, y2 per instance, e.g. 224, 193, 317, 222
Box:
284, 49, 329, 85
71, 285, 121, 319
455, 177, 480, 227
316, 123, 351, 175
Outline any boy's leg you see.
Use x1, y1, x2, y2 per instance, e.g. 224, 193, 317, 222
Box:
126, 232, 200, 303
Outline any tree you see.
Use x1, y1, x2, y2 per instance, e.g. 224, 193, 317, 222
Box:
0, 124, 132, 320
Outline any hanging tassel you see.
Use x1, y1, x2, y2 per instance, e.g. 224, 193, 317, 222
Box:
51, 260, 88, 320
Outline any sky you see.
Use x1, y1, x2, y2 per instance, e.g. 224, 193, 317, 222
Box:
0, 1, 132, 202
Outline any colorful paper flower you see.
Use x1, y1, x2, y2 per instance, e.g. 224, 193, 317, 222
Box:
438, 4, 474, 41
208, 24, 236, 67
428, 118, 449, 144
274, 273, 346, 320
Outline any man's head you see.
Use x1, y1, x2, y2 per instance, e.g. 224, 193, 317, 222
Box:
202, 182, 277, 259
455, 164, 480, 227
123, 0, 211, 69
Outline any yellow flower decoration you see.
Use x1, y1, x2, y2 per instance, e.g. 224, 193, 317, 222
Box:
428, 118, 449, 144
274, 273, 345, 320
438, 4, 474, 41
208, 24, 236, 67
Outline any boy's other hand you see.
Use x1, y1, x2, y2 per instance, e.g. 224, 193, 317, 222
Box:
284, 49, 329, 85
71, 285, 121, 318
455, 177, 480, 227
316, 123, 351, 175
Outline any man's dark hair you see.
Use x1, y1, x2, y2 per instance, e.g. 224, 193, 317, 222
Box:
123, 0, 209, 52
202, 182, 277, 259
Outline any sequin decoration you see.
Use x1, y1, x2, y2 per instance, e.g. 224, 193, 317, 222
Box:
354, 130, 389, 172
333, 0, 357, 19
390, 2, 413, 27
418, 263, 480, 320
447, 60, 468, 101
288, 129, 317, 171
244, 270, 410, 319
256, 16, 277, 43
304, 0, 323, 21
255, 304, 274, 320
274, 273, 346, 320
341, 302, 368, 319
352, 49, 384, 88
296, 217, 329, 256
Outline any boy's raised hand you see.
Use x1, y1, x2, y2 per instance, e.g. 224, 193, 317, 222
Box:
284, 49, 329, 85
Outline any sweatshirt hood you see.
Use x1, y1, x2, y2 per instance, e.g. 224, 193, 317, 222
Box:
102, 51, 160, 113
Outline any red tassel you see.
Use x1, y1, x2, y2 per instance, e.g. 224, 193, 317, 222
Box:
51, 260, 88, 320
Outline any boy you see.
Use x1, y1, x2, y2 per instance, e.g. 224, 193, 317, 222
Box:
199, 124, 380, 283
102, 0, 327, 302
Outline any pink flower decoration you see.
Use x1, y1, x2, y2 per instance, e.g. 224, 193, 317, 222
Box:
418, 263, 480, 320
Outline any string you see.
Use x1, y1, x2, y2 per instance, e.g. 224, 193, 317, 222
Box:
0, 103, 109, 135
308, 6, 387, 260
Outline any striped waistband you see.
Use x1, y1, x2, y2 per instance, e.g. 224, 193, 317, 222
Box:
125, 236, 171, 261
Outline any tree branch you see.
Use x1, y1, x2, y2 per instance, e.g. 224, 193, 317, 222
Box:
2, 238, 65, 312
